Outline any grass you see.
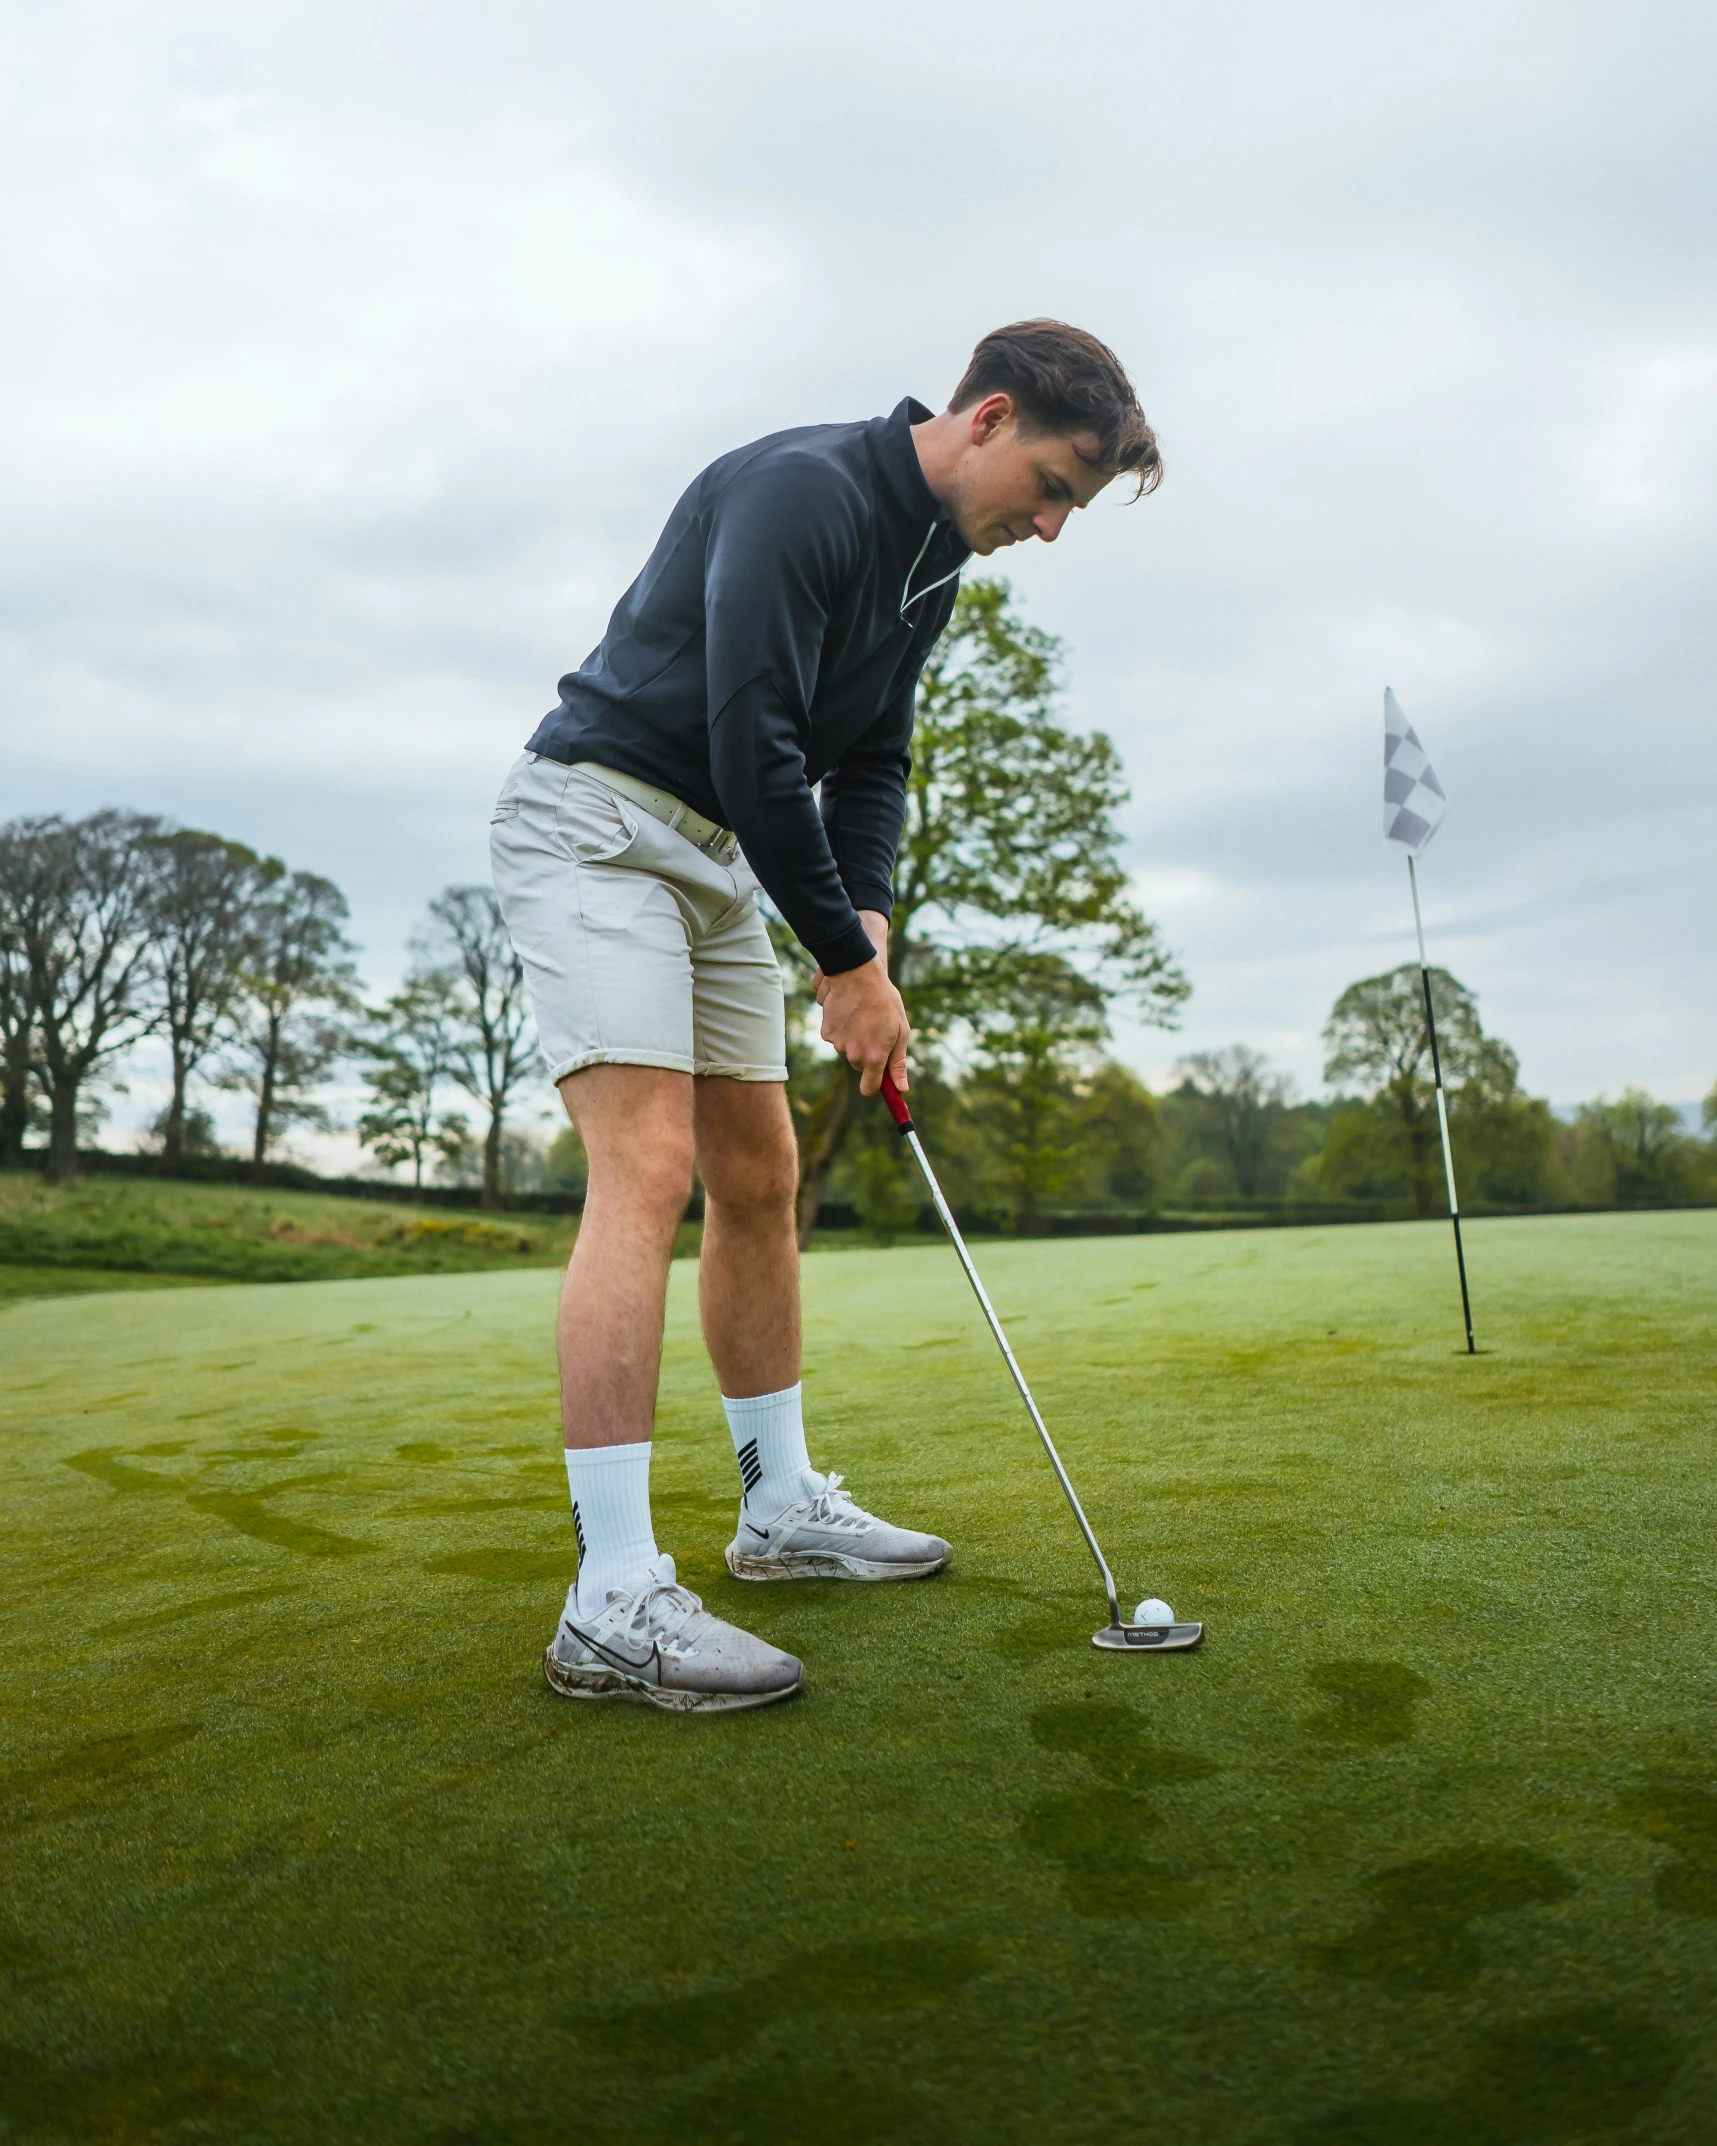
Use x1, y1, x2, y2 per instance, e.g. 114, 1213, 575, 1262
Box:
1, 1209, 1714, 2143
0, 1172, 582, 1288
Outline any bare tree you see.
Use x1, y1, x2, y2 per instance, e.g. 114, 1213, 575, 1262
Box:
1176, 1045, 1293, 1198
144, 828, 268, 1172
224, 868, 361, 1163
422, 886, 535, 1209
0, 889, 36, 1168
0, 811, 164, 1181
1323, 965, 1488, 1216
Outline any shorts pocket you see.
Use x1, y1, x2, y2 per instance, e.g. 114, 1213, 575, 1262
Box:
559, 774, 642, 865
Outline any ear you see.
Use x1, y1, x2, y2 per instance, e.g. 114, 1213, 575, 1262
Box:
966, 392, 1015, 447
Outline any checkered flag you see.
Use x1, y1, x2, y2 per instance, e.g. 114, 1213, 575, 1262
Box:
1383, 687, 1447, 852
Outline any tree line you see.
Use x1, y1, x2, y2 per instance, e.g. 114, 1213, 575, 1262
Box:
5, 580, 1711, 1227
0, 813, 536, 1206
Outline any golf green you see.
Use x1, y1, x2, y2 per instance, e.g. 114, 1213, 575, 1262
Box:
3, 1211, 1714, 2143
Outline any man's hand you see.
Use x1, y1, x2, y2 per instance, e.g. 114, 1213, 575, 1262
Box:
813, 911, 909, 1098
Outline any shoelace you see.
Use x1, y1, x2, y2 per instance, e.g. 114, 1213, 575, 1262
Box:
799, 1472, 870, 1532
607, 1577, 707, 1659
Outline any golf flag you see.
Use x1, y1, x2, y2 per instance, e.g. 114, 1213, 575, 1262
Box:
1384, 687, 1448, 851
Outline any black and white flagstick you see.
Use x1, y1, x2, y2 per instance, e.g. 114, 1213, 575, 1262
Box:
1406, 852, 1476, 1355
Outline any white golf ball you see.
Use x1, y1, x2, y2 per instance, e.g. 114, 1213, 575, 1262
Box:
1134, 1598, 1175, 1627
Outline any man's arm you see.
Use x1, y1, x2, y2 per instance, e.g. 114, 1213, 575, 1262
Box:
703, 457, 879, 978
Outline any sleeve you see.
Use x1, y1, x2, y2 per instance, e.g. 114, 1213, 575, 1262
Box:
703, 457, 878, 975
820, 677, 913, 921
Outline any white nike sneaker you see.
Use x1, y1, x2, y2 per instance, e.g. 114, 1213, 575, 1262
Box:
725, 1472, 952, 1583
543, 1554, 803, 1713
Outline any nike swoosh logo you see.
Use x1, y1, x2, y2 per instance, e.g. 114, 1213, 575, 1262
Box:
566, 1626, 660, 1676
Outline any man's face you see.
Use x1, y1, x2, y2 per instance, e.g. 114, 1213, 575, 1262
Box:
942, 395, 1114, 555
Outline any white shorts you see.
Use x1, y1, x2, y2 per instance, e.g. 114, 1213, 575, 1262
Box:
489, 754, 788, 1086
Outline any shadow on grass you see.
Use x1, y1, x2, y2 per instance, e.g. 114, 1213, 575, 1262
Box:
1617, 1776, 1717, 1916
1295, 2004, 1681, 2143
1019, 1701, 1220, 1917
1309, 1846, 1576, 1991
1303, 1660, 1431, 1745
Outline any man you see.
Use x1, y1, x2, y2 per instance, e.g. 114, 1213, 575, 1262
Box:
490, 319, 1161, 1713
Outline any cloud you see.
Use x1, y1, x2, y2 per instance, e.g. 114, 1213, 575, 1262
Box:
3, 0, 1714, 1158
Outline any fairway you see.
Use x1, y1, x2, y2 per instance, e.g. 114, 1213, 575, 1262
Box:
3, 1211, 1715, 2144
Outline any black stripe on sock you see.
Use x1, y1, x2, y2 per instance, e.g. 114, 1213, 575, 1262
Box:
572, 1500, 587, 1559
737, 1438, 762, 1493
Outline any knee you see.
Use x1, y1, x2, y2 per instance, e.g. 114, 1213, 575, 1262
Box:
703, 1125, 799, 1220
589, 1130, 696, 1226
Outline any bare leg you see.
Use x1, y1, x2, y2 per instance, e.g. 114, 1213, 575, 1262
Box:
694, 1079, 801, 1399
555, 1064, 695, 1450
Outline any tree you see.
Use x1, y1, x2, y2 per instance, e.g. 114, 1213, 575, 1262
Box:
1322, 965, 1489, 1215
357, 971, 471, 1189
422, 886, 535, 1209
144, 828, 268, 1173
1447, 1040, 1559, 1207
224, 869, 361, 1163
1575, 1089, 1697, 1206
791, 577, 1189, 1236
958, 953, 1109, 1225
0, 811, 164, 1181
0, 884, 37, 1168
1175, 1045, 1293, 1198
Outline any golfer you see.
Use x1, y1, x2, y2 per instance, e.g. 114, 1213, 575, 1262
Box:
490, 319, 1161, 1711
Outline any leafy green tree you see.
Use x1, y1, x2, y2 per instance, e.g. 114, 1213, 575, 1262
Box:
1067, 1062, 1164, 1208
224, 868, 362, 1164
144, 828, 269, 1174
1574, 1089, 1698, 1206
357, 972, 471, 1190
958, 953, 1109, 1225
1448, 1041, 1559, 1207
792, 577, 1188, 1236
1321, 965, 1489, 1216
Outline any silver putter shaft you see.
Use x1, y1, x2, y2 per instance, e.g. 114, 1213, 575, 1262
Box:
880, 1073, 1201, 1653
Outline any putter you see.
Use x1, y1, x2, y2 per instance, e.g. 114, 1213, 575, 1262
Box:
880, 1072, 1202, 1653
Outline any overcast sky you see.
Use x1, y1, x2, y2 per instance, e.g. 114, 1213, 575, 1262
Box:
5, 0, 1714, 1158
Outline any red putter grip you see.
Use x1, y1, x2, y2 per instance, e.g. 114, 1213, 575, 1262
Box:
880, 1071, 914, 1132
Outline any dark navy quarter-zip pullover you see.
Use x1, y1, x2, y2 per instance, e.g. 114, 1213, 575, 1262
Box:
525, 396, 968, 975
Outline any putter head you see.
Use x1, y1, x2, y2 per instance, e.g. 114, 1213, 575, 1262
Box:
1092, 1619, 1204, 1653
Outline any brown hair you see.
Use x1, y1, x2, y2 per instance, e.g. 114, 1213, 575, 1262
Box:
949, 319, 1162, 496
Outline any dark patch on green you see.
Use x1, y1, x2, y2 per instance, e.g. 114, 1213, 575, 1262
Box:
64, 1449, 376, 1557
1030, 1701, 1219, 1788
585, 1934, 988, 2075
135, 1440, 189, 1457
64, 1449, 178, 1496
0, 1916, 48, 1969
396, 1441, 453, 1463
391, 1493, 563, 1516
1311, 1845, 1576, 1990
1296, 2004, 1680, 2143
103, 1585, 303, 1636
183, 1491, 377, 1558
1304, 1659, 1431, 1745
0, 2041, 250, 2140
424, 1550, 569, 1582
0, 1723, 203, 1814
1617, 1776, 1717, 1915
1019, 1788, 1198, 1917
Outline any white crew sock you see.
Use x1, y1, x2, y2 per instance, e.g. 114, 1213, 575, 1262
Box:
563, 1442, 659, 1620
724, 1383, 817, 1518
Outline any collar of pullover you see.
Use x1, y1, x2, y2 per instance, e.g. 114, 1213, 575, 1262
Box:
867, 397, 964, 553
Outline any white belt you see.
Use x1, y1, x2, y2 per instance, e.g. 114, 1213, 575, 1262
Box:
560, 760, 740, 860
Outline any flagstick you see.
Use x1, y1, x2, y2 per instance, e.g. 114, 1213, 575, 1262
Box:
1407, 853, 1476, 1355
